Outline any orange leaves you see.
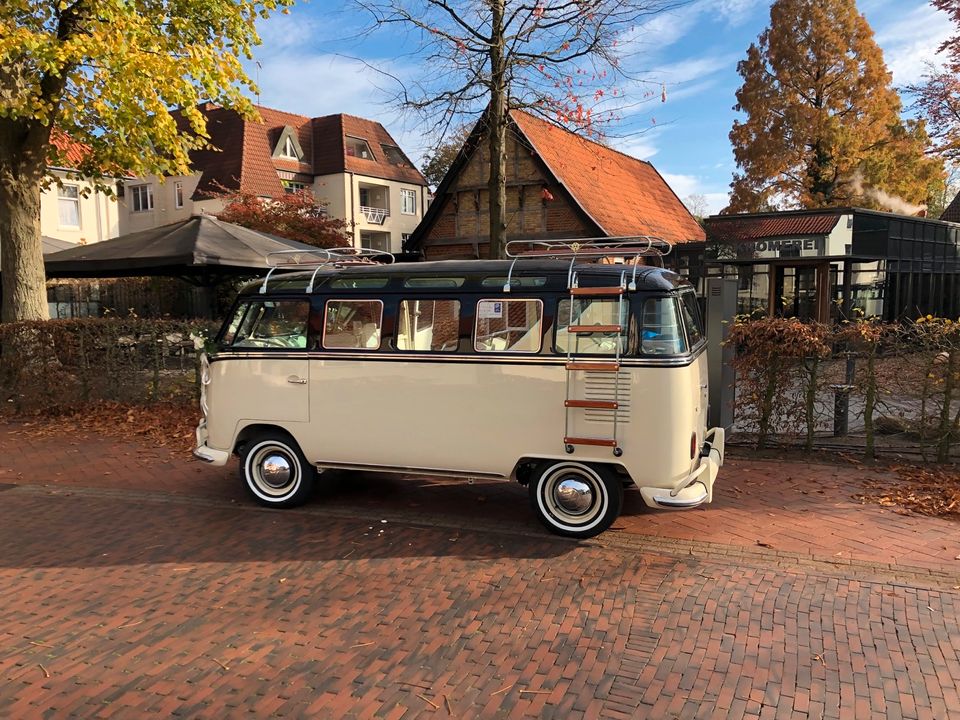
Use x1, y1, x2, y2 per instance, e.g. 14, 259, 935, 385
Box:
728, 0, 942, 212
856, 466, 960, 519
15, 401, 199, 456
214, 188, 349, 249
727, 316, 831, 365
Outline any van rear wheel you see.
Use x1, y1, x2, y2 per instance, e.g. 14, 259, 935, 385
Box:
240, 433, 315, 508
529, 461, 622, 538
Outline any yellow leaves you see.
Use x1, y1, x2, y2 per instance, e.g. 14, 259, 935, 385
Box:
5, 0, 292, 180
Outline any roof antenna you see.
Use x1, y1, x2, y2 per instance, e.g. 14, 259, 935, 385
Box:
255, 61, 262, 106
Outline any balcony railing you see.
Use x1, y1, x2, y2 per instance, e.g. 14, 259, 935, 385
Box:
360, 206, 390, 225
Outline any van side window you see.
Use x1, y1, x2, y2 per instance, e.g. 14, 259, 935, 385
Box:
474, 299, 543, 353
396, 300, 460, 352
323, 300, 383, 349
555, 298, 630, 355
640, 297, 687, 355
228, 300, 310, 349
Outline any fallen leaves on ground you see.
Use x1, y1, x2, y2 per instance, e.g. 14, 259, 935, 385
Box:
7, 401, 198, 456
855, 466, 960, 519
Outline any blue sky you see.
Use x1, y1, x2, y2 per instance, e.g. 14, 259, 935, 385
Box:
246, 0, 950, 214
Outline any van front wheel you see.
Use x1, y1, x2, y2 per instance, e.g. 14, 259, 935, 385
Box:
240, 433, 315, 508
529, 462, 622, 538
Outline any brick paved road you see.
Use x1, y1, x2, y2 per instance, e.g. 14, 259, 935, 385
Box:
2, 424, 958, 571
1, 422, 959, 718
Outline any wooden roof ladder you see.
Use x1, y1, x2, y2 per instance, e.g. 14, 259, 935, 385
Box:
562, 268, 627, 457
502, 236, 673, 457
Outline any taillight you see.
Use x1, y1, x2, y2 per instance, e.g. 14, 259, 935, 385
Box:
690, 432, 697, 460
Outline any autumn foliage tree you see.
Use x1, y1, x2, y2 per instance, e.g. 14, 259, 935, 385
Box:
357, 0, 675, 258
727, 0, 944, 213
215, 190, 350, 249
0, 0, 291, 322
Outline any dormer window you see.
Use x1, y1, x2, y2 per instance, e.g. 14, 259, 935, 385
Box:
380, 144, 411, 167
273, 126, 303, 161
346, 136, 373, 160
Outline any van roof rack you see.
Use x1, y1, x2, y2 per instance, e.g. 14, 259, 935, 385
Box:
504, 236, 672, 260
502, 236, 672, 293
260, 247, 395, 294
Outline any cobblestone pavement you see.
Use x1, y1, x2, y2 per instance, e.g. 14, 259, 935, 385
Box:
0, 422, 959, 719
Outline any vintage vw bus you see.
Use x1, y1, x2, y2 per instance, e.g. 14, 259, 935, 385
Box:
195, 240, 724, 538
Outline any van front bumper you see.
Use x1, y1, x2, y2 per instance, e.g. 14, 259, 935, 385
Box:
637, 427, 725, 509
194, 419, 231, 466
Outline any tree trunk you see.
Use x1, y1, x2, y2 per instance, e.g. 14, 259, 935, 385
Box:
937, 346, 957, 463
0, 120, 50, 323
863, 352, 876, 462
487, 0, 508, 260
0, 169, 48, 322
803, 358, 819, 452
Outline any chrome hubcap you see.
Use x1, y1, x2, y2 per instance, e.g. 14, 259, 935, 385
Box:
554, 477, 593, 515
260, 453, 292, 488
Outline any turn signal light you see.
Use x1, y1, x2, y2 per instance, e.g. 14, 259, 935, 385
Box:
690, 432, 697, 460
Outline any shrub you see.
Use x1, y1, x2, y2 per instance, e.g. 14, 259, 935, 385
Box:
0, 318, 218, 413
727, 317, 831, 450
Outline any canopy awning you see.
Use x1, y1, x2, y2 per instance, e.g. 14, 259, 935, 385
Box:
44, 215, 320, 278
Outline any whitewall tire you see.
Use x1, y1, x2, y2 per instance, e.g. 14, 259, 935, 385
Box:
529, 461, 622, 538
240, 433, 315, 508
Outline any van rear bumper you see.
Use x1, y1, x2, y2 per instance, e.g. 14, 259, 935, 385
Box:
637, 427, 725, 509
194, 420, 231, 466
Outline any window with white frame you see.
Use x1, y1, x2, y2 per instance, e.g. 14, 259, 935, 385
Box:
280, 135, 298, 159
131, 184, 154, 212
58, 184, 80, 228
282, 180, 307, 194
400, 188, 417, 215
175, 181, 184, 209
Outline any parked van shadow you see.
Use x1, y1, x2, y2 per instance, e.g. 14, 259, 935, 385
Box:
0, 483, 585, 570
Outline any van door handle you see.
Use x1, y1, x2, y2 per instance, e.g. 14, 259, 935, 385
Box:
287, 376, 307, 385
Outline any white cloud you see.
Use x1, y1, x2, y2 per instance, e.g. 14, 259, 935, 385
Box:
873, 4, 951, 85
659, 172, 730, 214
626, 0, 763, 53
652, 53, 739, 84
254, 11, 320, 52
659, 171, 701, 198
244, 53, 433, 159
626, 5, 705, 51
611, 129, 664, 160
702, 192, 730, 215
712, 0, 766, 27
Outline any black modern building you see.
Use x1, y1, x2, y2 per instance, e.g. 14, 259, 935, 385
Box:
669, 208, 960, 323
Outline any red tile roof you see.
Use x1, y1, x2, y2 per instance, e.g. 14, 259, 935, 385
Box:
510, 111, 705, 244
48, 130, 91, 170
705, 213, 841, 243
189, 104, 425, 200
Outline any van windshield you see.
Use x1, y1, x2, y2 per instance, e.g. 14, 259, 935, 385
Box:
220, 300, 310, 349
679, 290, 704, 348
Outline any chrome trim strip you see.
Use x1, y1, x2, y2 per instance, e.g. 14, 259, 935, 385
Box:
208, 344, 707, 368
315, 461, 506, 480
653, 489, 708, 507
